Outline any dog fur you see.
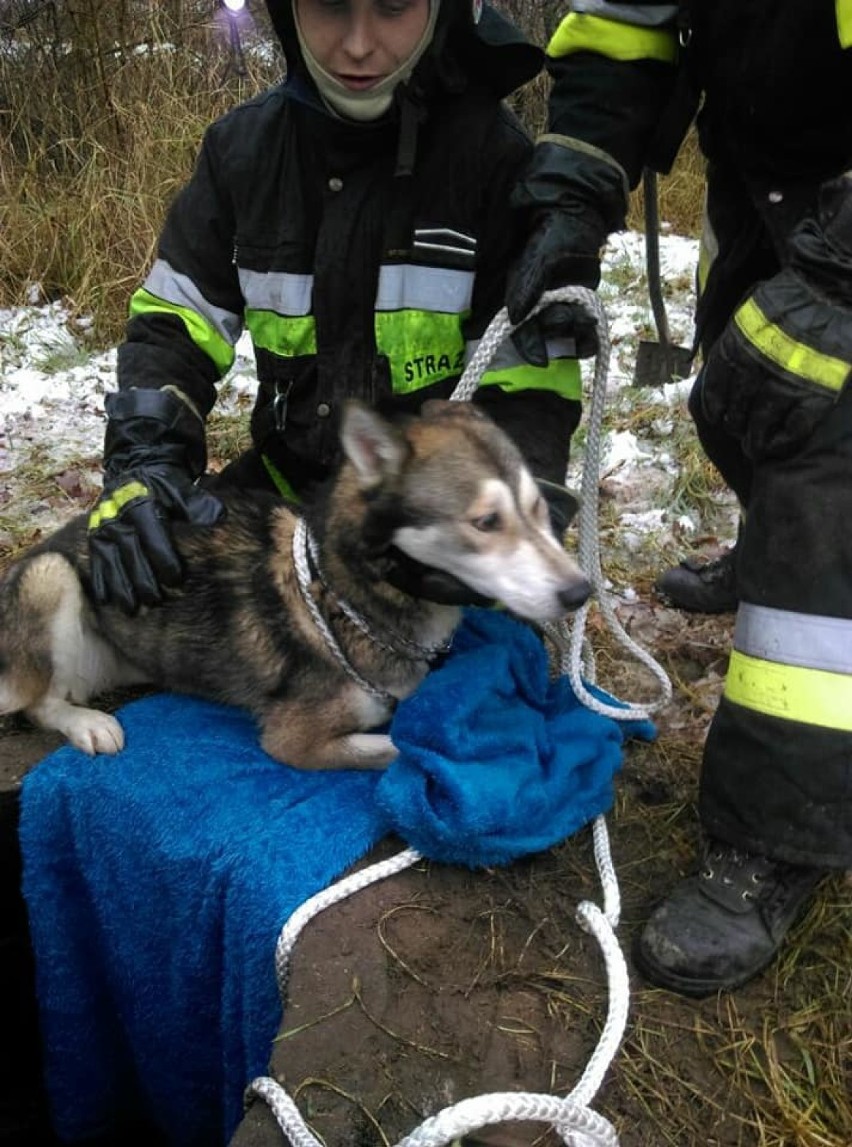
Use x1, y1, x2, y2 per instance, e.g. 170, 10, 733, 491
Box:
0, 399, 591, 770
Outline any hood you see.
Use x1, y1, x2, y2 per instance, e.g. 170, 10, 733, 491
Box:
263, 0, 542, 107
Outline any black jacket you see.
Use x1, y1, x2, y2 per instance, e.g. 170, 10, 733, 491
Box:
545, 0, 852, 188
528, 0, 852, 351
118, 3, 582, 492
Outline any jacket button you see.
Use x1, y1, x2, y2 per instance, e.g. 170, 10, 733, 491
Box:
317, 402, 331, 417
328, 177, 343, 192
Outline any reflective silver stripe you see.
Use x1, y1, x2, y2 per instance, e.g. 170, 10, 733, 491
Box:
466, 334, 577, 371
144, 259, 242, 346
237, 269, 313, 316
734, 602, 852, 674
375, 264, 474, 314
413, 228, 476, 261
569, 1, 678, 26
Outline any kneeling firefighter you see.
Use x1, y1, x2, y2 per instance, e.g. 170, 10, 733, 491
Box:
85, 0, 587, 616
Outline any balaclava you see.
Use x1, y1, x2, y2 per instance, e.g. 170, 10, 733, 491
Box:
293, 0, 442, 122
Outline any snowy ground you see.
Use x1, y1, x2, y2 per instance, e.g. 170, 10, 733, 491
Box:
0, 228, 738, 573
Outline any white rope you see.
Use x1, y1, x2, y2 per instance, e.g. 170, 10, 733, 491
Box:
248, 828, 626, 1147
274, 846, 422, 998
247, 293, 668, 1147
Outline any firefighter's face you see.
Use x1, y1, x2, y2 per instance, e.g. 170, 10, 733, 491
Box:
295, 0, 430, 90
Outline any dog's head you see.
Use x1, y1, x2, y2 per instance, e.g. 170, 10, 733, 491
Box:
336, 399, 591, 622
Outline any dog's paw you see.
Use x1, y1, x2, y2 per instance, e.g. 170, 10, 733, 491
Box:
66, 709, 125, 756
344, 732, 399, 770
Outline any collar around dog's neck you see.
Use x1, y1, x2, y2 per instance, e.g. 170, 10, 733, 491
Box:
293, 520, 453, 707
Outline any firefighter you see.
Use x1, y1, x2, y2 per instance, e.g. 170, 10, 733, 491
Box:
87, 0, 585, 616
507, 0, 852, 996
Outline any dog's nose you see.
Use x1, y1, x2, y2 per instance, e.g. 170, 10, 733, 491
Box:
558, 577, 592, 612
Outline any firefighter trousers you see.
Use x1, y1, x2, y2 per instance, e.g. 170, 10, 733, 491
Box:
686, 233, 852, 866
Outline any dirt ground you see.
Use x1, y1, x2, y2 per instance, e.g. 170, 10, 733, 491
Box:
3, 598, 850, 1147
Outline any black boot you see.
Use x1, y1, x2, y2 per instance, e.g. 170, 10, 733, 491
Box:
654, 546, 738, 613
633, 840, 826, 997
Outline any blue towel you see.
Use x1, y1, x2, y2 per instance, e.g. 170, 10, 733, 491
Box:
20, 609, 655, 1146
378, 609, 655, 866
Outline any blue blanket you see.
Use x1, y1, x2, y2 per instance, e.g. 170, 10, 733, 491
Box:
20, 609, 654, 1146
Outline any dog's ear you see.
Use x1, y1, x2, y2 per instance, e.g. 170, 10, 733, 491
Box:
341, 400, 409, 490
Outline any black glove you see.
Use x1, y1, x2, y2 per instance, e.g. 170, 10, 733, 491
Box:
89, 388, 224, 613
507, 207, 606, 328
507, 140, 628, 365
511, 298, 601, 369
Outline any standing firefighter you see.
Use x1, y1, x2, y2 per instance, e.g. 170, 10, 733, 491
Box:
507, 0, 852, 996
87, 0, 584, 616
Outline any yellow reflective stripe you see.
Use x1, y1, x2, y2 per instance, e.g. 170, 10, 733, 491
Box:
838, 0, 852, 47
245, 310, 318, 357
88, 481, 149, 529
261, 455, 300, 502
129, 289, 235, 376
724, 648, 852, 732
479, 358, 582, 401
547, 12, 676, 63
735, 297, 851, 392
375, 311, 467, 394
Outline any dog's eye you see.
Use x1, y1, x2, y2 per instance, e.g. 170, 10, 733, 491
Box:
471, 512, 501, 532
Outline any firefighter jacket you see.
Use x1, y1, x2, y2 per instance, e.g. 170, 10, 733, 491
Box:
541, 0, 852, 190
117, 2, 583, 497
531, 1, 852, 866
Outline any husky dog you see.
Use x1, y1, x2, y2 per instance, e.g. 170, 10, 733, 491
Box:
0, 400, 590, 770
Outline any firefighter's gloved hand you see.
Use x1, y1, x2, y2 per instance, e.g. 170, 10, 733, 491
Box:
506, 208, 605, 367
89, 466, 224, 614
89, 387, 224, 614
507, 140, 627, 365
506, 207, 604, 327
511, 300, 600, 369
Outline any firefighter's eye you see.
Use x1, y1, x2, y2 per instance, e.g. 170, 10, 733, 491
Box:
471, 512, 501, 532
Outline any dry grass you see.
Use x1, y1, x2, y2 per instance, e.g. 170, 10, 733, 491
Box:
0, 2, 280, 344
628, 130, 706, 238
